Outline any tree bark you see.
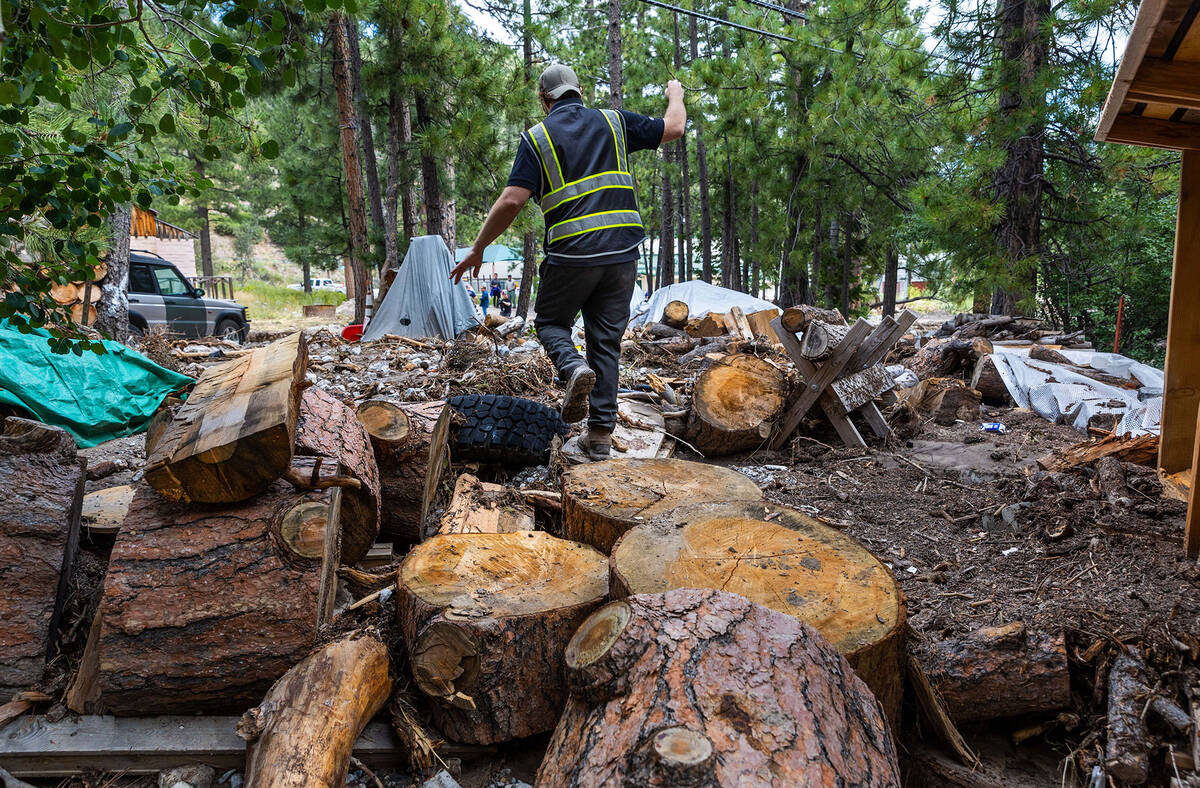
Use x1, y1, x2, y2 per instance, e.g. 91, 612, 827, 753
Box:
1105, 648, 1152, 784
882, 243, 899, 318
346, 15, 385, 261
329, 12, 370, 324
194, 158, 214, 279
241, 631, 392, 787
415, 96, 444, 241
383, 88, 403, 275
811, 207, 824, 305
800, 320, 852, 361
692, 12, 712, 285
399, 96, 419, 240
95, 203, 131, 340
561, 458, 762, 554
840, 216, 852, 318
441, 155, 457, 253
658, 149, 675, 287
610, 501, 907, 725
781, 304, 846, 333
397, 531, 609, 744
538, 589, 901, 787
518, 231, 536, 318
0, 419, 84, 702
687, 354, 786, 456
606, 0, 623, 108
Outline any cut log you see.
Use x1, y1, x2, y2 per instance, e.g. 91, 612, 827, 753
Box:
1106, 648, 1152, 784
295, 387, 380, 564
610, 500, 906, 723
781, 304, 846, 333
724, 306, 756, 342
661, 300, 689, 329
396, 531, 609, 744
745, 308, 782, 342
828, 364, 895, 415
1029, 346, 1073, 365
240, 631, 392, 787
93, 480, 339, 714
800, 320, 852, 361
0, 419, 85, 702
1096, 456, 1130, 504
437, 473, 534, 535
914, 623, 1069, 724
899, 377, 982, 426
144, 332, 308, 503
561, 458, 762, 554
694, 313, 727, 338
537, 588, 900, 787
906, 336, 992, 380
686, 354, 786, 456
80, 484, 135, 536
1038, 432, 1159, 472
355, 399, 451, 544
970, 355, 1014, 406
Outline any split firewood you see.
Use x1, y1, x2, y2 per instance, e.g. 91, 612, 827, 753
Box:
899, 378, 982, 426
693, 313, 728, 338
686, 353, 786, 456
389, 687, 439, 772
520, 489, 562, 512
437, 473, 534, 535
1106, 647, 1152, 784
397, 531, 609, 744
0, 690, 52, 730
144, 332, 308, 503
90, 481, 339, 714
536, 589, 901, 787
1039, 432, 1159, 472
610, 500, 907, 724
661, 299, 690, 329
560, 458, 762, 554
780, 304, 846, 333
241, 630, 392, 787
0, 418, 85, 702
295, 387, 380, 564
80, 484, 135, 536
916, 622, 1070, 724
355, 399, 452, 544
1029, 345, 1074, 365
724, 306, 756, 342
970, 355, 1014, 406
800, 320, 851, 361
745, 308, 782, 342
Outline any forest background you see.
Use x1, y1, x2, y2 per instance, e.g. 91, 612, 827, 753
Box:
0, 0, 1180, 362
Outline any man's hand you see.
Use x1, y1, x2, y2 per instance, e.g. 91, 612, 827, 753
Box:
666, 79, 684, 102
450, 248, 483, 284
662, 80, 687, 143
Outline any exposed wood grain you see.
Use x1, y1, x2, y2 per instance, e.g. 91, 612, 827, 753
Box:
687, 354, 786, 456
438, 473, 534, 535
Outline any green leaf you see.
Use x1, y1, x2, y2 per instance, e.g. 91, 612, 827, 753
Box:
303, 0, 325, 13
130, 85, 152, 105
108, 122, 134, 139
0, 82, 17, 105
261, 139, 279, 159
222, 7, 250, 27
246, 54, 265, 73
159, 113, 176, 134
187, 39, 209, 59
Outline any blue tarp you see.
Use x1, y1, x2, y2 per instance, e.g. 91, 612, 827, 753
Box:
0, 323, 194, 447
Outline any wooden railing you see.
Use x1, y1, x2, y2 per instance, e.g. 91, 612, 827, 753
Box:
188, 276, 235, 300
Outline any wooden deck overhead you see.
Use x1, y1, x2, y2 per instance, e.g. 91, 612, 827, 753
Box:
1096, 0, 1200, 149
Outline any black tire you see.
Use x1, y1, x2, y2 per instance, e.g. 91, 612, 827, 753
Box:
214, 318, 245, 345
447, 394, 569, 467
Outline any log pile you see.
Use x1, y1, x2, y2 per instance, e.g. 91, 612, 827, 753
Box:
686, 353, 787, 456
48, 260, 107, 326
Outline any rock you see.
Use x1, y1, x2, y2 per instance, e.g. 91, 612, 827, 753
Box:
159, 764, 216, 788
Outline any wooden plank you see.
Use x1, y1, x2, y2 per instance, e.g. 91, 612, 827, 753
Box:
1188, 403, 1200, 557
1163, 150, 1200, 474
859, 402, 893, 440
823, 407, 867, 448
1127, 58, 1200, 110
829, 365, 895, 415
0, 715, 444, 776
1095, 0, 1169, 142
844, 316, 899, 372
745, 309, 782, 342
851, 310, 919, 372
80, 485, 134, 536
1105, 114, 1200, 151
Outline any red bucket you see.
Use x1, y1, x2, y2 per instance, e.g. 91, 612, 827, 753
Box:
341, 323, 364, 342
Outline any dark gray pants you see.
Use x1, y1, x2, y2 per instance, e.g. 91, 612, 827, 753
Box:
534, 260, 637, 431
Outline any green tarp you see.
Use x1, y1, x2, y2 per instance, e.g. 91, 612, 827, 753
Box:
0, 323, 194, 448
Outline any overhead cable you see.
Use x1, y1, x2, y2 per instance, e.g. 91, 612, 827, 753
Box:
630, 0, 797, 42
739, 0, 807, 22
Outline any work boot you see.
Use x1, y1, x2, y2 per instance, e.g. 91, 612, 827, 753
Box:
560, 364, 596, 424
577, 427, 612, 461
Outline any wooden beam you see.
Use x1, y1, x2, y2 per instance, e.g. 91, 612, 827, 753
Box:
1187, 403, 1200, 558
1105, 114, 1200, 151
1127, 58, 1200, 110
1162, 149, 1200, 479
1095, 0, 1168, 142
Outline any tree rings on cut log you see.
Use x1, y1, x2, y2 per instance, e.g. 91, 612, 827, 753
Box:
687, 354, 786, 456
396, 531, 609, 744
661, 300, 689, 329
537, 588, 900, 787
560, 458, 762, 554
610, 500, 906, 723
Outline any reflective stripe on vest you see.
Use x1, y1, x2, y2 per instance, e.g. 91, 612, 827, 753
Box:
599, 109, 628, 172
541, 170, 635, 213
547, 210, 644, 244
527, 123, 564, 191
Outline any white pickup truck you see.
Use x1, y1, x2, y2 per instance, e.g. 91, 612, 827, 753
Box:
288, 277, 346, 293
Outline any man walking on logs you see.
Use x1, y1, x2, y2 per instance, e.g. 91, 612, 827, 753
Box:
451, 64, 686, 460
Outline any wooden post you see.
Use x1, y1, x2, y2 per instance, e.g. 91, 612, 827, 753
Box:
1161, 150, 1200, 478
1187, 403, 1200, 557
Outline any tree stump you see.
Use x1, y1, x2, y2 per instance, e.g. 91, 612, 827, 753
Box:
438, 473, 534, 535
536, 589, 900, 787
610, 500, 906, 723
781, 304, 846, 333
355, 399, 451, 544
661, 300, 689, 329
560, 458, 762, 554
241, 630, 392, 787
93, 480, 340, 714
800, 320, 851, 361
0, 419, 85, 701
145, 333, 308, 503
295, 387, 380, 564
686, 354, 787, 456
396, 531, 609, 744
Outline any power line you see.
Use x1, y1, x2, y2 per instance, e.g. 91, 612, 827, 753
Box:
739, 0, 807, 22
631, 0, 797, 42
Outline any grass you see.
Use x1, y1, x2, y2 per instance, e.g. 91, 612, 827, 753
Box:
236, 281, 345, 323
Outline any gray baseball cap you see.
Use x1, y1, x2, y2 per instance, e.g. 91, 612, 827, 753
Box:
538, 63, 581, 100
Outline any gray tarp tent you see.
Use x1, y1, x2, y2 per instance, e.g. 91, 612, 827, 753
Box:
362, 235, 480, 341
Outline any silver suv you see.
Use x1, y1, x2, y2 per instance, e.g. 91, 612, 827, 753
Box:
127, 252, 249, 343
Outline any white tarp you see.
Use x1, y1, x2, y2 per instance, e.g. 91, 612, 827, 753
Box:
630, 281, 777, 327
362, 235, 480, 341
988, 345, 1162, 435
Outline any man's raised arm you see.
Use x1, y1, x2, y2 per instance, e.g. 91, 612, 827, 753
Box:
661, 79, 687, 143
450, 186, 532, 283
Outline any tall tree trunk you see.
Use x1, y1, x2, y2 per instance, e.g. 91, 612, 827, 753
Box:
840, 216, 852, 318
400, 97, 419, 240
607, 0, 623, 108
990, 0, 1049, 316
96, 203, 131, 341
646, 177, 657, 293
330, 11, 370, 324
299, 207, 311, 295
673, 12, 691, 283
882, 243, 899, 317
415, 96, 444, 242
810, 207, 823, 306
750, 178, 760, 297
690, 18, 712, 284
346, 15, 385, 264
659, 149, 675, 287
442, 156, 456, 253
516, 0, 538, 319
192, 157, 214, 279
383, 88, 402, 274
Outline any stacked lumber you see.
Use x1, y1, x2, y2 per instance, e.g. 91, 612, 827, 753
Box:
686, 353, 786, 455
0, 418, 85, 702
537, 589, 901, 787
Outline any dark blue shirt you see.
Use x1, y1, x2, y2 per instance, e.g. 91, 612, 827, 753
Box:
507, 97, 664, 266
